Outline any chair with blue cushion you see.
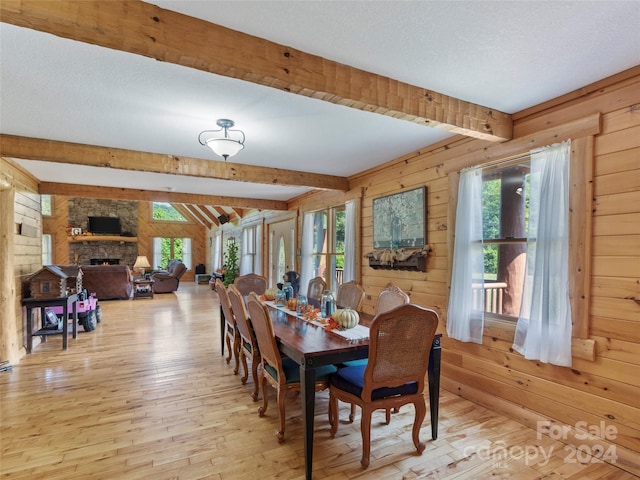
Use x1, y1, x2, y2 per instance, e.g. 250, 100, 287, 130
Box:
227, 284, 261, 401
215, 278, 240, 374
245, 292, 337, 442
328, 303, 439, 468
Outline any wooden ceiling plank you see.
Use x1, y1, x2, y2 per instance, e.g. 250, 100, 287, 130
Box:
197, 205, 219, 224
39, 182, 289, 211
0, 134, 350, 191
0, 0, 512, 142
181, 204, 212, 229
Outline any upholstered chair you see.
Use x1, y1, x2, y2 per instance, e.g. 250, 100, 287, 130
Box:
227, 284, 261, 401
215, 278, 240, 374
234, 273, 268, 296
245, 292, 337, 442
328, 303, 439, 468
336, 280, 365, 311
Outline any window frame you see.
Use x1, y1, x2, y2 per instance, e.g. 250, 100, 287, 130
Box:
445, 114, 599, 361
310, 204, 346, 291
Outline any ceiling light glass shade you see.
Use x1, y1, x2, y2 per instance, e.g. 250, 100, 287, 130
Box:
198, 118, 245, 161
205, 138, 244, 158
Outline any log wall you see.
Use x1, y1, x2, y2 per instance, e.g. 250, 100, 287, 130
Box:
291, 67, 640, 474
1, 158, 41, 361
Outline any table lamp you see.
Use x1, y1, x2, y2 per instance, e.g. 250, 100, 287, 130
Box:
133, 255, 151, 277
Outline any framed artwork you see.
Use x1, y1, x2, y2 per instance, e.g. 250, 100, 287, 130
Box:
372, 186, 426, 249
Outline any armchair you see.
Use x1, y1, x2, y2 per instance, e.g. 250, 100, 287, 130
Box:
152, 260, 186, 293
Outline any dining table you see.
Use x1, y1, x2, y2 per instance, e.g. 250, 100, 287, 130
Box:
260, 302, 442, 480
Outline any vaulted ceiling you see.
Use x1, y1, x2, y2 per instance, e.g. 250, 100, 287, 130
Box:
1, 1, 639, 226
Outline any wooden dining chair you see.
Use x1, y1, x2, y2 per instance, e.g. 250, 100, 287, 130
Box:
375, 284, 410, 315
306, 276, 327, 306
336, 280, 365, 311
234, 273, 268, 296
328, 303, 439, 468
227, 284, 261, 401
215, 278, 240, 374
245, 292, 337, 442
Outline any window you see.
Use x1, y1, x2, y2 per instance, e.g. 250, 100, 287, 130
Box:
153, 237, 192, 270
42, 234, 52, 265
240, 224, 262, 275
448, 140, 573, 366
152, 202, 186, 221
308, 205, 345, 290
41, 194, 52, 216
480, 159, 530, 319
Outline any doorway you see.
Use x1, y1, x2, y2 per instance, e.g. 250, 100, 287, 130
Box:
268, 218, 295, 288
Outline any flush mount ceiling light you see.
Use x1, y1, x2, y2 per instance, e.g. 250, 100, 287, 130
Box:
198, 118, 245, 161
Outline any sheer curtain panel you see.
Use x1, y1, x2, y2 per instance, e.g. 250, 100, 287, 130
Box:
447, 167, 485, 343
513, 140, 572, 367
299, 212, 315, 297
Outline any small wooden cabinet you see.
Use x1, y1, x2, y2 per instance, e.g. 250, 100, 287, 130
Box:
133, 279, 154, 299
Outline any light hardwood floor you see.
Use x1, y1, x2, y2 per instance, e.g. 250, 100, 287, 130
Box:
1, 283, 636, 479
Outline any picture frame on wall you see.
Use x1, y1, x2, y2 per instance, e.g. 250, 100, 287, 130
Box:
372, 186, 426, 249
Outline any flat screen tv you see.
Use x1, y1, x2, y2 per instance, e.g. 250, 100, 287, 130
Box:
88, 216, 121, 235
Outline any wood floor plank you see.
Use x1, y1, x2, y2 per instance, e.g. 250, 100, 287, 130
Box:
1, 283, 635, 479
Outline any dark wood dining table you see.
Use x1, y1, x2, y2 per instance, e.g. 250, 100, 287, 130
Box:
263, 304, 442, 480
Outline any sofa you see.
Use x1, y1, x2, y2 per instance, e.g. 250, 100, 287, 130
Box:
80, 264, 133, 300
152, 260, 187, 293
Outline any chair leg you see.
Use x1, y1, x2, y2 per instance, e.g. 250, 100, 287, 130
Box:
239, 350, 248, 384
258, 372, 268, 417
412, 399, 427, 454
329, 393, 339, 438
360, 405, 373, 468
385, 407, 391, 425
225, 331, 233, 364
250, 356, 260, 401
349, 403, 356, 423
232, 335, 241, 375
276, 387, 286, 442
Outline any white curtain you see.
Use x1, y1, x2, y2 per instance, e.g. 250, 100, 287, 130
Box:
152, 237, 163, 270
513, 140, 572, 366
255, 223, 263, 275
299, 212, 315, 297
181, 237, 192, 269
240, 227, 252, 275
342, 199, 357, 283
212, 233, 222, 271
447, 167, 485, 343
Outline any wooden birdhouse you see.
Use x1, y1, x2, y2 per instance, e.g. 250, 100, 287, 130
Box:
27, 266, 69, 299
57, 265, 83, 295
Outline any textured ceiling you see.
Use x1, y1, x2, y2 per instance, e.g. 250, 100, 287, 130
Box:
1, 1, 639, 206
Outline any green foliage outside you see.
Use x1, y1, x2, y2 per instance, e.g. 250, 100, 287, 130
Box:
153, 202, 187, 221
335, 209, 345, 269
482, 179, 500, 276
223, 240, 239, 287
159, 237, 183, 269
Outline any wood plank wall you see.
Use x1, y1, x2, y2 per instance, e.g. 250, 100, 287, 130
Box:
1, 158, 41, 361
290, 68, 640, 474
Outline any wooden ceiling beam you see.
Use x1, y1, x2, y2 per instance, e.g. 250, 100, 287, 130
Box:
197, 205, 220, 226
181, 204, 212, 230
0, 0, 512, 142
39, 182, 289, 211
0, 134, 350, 191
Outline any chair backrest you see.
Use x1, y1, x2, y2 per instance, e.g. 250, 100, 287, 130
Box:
171, 262, 187, 280
336, 281, 365, 311
234, 273, 268, 296
307, 276, 327, 303
363, 304, 439, 401
375, 284, 410, 315
215, 278, 235, 329
246, 293, 284, 383
227, 284, 257, 349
